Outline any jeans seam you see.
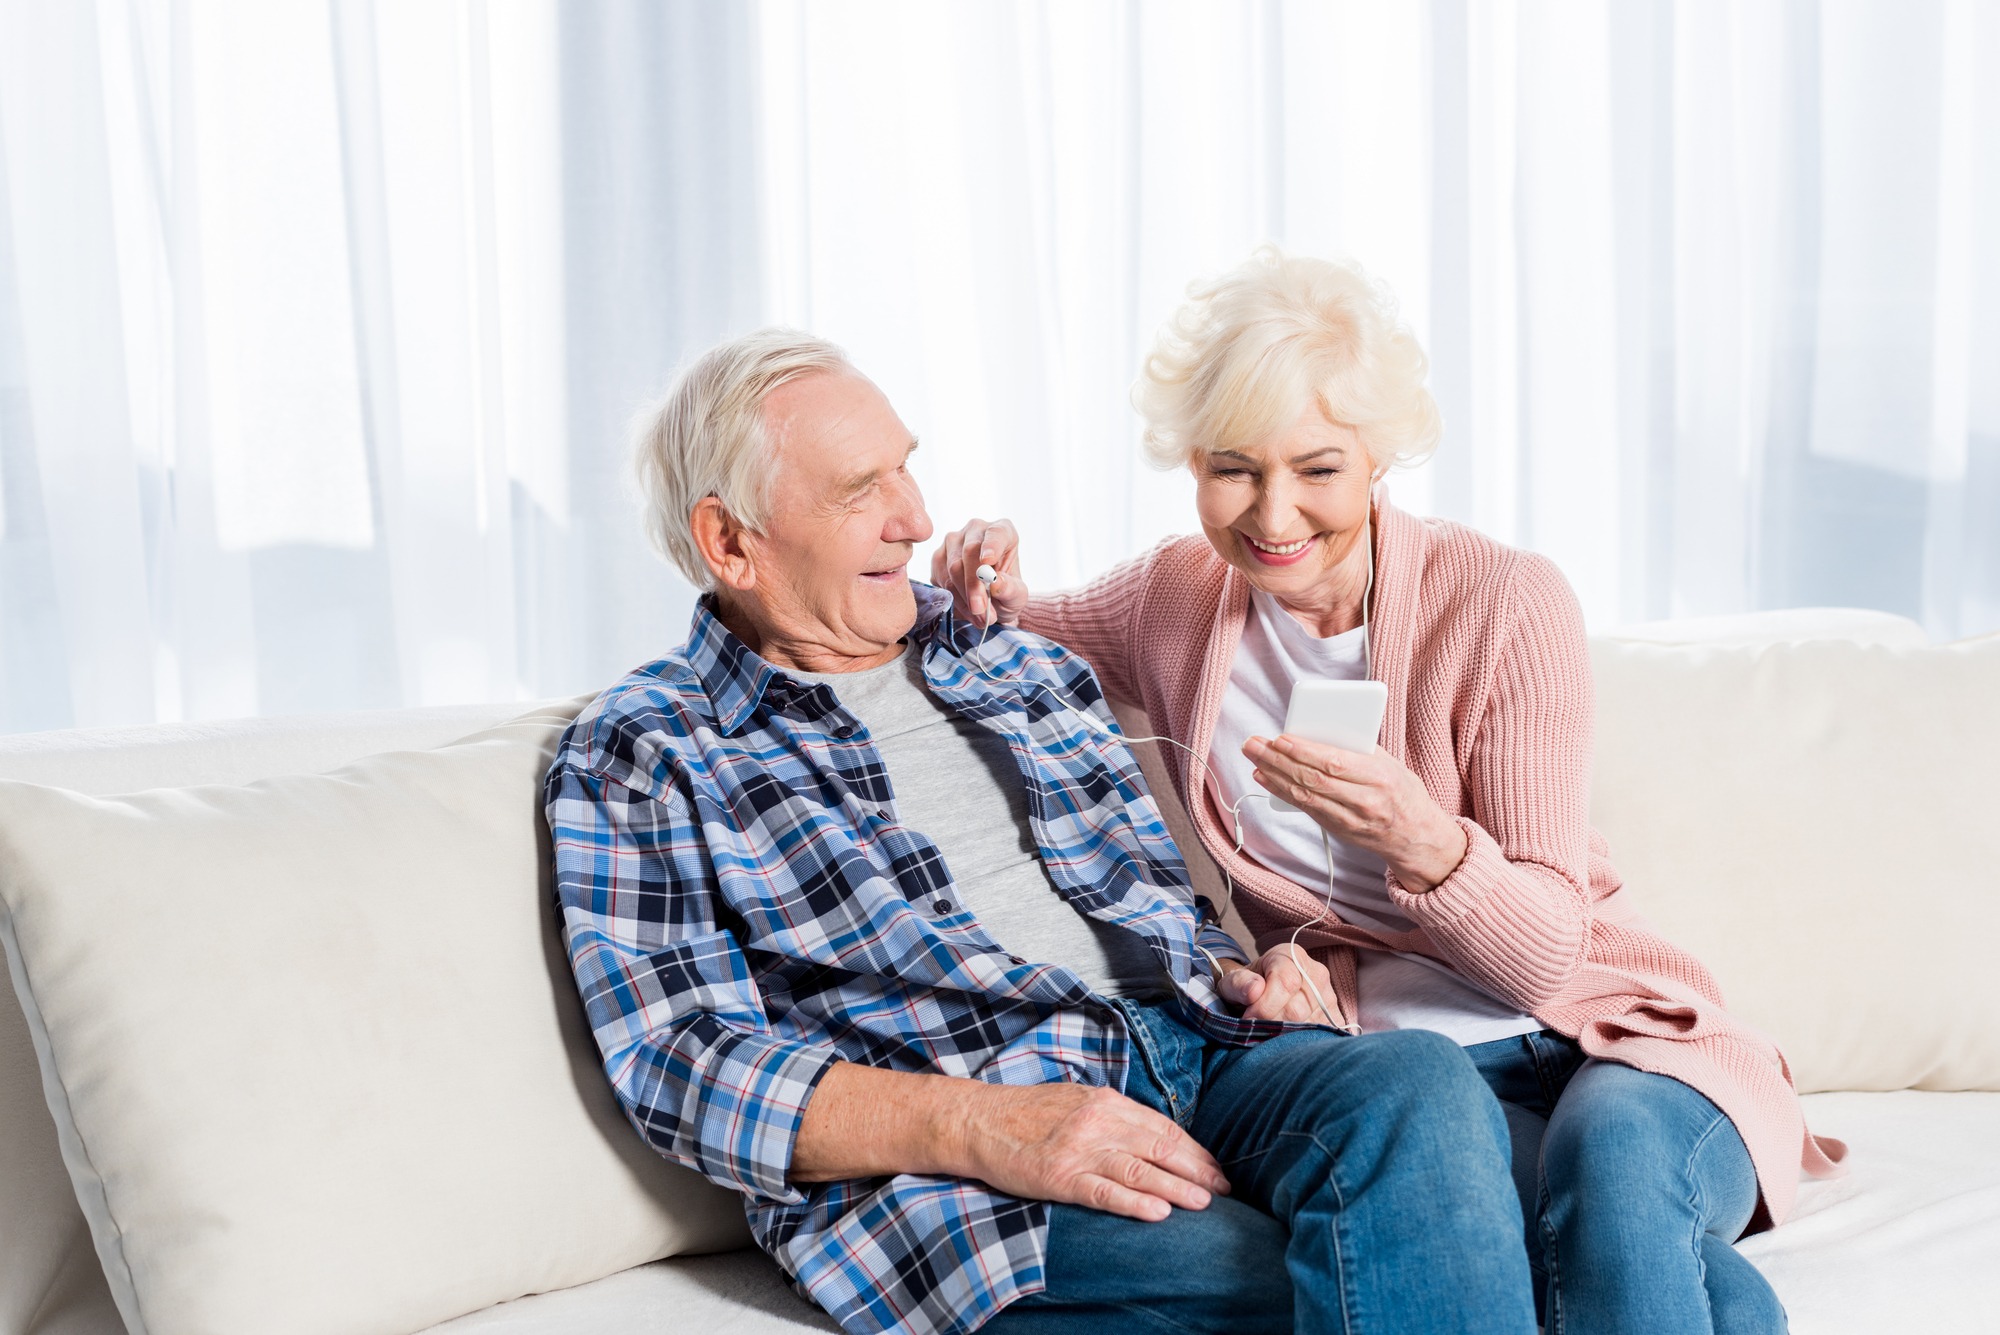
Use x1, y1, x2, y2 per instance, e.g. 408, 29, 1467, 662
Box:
1325, 1136, 1358, 1335
1683, 1109, 1728, 1279
1525, 1033, 1558, 1108
1094, 1296, 1223, 1335
1536, 1160, 1564, 1335
1216, 1130, 1357, 1335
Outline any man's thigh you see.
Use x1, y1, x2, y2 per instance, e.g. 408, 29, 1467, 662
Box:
1191, 1024, 1513, 1223
985, 1196, 1292, 1335
1193, 1025, 1482, 1150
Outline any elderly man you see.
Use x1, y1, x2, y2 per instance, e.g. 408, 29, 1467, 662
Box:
544, 330, 1535, 1335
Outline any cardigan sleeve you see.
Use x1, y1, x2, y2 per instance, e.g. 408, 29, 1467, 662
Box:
1381, 552, 1595, 1011
1018, 540, 1164, 707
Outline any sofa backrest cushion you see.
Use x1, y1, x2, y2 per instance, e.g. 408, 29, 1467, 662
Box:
1589, 630, 2000, 1094
0, 702, 542, 1335
0, 700, 750, 1335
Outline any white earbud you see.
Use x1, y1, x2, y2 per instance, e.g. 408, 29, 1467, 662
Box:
975, 563, 998, 586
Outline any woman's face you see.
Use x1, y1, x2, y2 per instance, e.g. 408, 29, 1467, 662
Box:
1192, 400, 1377, 605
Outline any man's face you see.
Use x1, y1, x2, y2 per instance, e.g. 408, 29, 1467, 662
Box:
735, 369, 933, 670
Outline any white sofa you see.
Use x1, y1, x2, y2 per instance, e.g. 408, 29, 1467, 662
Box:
2, 608, 1996, 1335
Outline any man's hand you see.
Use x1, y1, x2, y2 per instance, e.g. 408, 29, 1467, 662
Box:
951, 1081, 1230, 1222
1215, 945, 1338, 1025
792, 1062, 1229, 1222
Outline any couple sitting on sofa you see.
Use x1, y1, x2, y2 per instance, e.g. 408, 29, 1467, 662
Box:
544, 251, 1839, 1335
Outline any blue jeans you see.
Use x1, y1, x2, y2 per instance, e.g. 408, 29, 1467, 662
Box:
1464, 1030, 1787, 1335
986, 1001, 1537, 1334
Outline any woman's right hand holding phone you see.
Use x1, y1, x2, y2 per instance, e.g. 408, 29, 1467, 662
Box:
933, 518, 1029, 627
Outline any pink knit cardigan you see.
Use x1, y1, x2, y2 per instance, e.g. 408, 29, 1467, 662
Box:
1023, 491, 1845, 1228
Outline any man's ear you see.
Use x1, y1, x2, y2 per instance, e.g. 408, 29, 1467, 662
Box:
690, 496, 759, 593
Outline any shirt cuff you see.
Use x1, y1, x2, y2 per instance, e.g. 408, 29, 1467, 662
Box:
1195, 918, 1252, 969
683, 1026, 843, 1206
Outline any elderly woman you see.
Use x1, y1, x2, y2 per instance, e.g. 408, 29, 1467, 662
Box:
936, 248, 1843, 1335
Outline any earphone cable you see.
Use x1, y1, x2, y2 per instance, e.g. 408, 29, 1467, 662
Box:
962, 525, 1380, 1035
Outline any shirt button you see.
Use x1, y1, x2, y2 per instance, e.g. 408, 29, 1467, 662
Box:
933, 898, 953, 915
831, 723, 856, 739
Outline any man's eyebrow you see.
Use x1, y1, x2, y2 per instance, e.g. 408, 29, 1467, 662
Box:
835, 439, 920, 496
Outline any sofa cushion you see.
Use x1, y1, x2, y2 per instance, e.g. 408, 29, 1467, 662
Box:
1589, 630, 2000, 1093
0, 703, 536, 797
1595, 606, 1930, 649
1737, 1090, 2000, 1335
0, 700, 752, 1335
424, 1250, 836, 1334
410, 1090, 2000, 1335
0, 702, 545, 1335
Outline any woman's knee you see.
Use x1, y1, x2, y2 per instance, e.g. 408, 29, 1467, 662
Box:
1701, 1235, 1790, 1335
1540, 1063, 1746, 1227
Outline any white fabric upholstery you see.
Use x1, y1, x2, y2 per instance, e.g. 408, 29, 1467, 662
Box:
0, 703, 536, 794
424, 1251, 836, 1334
0, 702, 750, 1335
1739, 1091, 2000, 1335
1594, 606, 1931, 649
1589, 630, 2000, 1092
0, 705, 535, 1335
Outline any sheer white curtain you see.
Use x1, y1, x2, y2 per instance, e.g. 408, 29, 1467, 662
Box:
772, 0, 2000, 638
1, 1, 1993, 734
0, 0, 763, 732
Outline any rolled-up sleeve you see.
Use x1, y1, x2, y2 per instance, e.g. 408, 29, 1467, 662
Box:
1194, 914, 1251, 969
547, 763, 839, 1205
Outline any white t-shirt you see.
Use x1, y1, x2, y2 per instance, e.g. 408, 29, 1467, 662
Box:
1207, 589, 1543, 1047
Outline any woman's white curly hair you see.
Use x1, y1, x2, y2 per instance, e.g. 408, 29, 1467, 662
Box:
1134, 246, 1441, 474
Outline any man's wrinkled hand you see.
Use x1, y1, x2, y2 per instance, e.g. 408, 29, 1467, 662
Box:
951, 1081, 1230, 1222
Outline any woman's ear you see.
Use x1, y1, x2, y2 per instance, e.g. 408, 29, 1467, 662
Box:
690, 496, 758, 593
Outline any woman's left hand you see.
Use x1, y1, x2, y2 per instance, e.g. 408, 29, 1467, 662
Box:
1243, 734, 1470, 893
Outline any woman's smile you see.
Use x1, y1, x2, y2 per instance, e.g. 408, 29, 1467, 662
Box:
1239, 531, 1320, 566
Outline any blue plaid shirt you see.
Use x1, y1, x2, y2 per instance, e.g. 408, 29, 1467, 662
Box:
544, 584, 1279, 1335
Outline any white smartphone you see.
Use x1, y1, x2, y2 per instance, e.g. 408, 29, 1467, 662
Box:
1269, 679, 1388, 813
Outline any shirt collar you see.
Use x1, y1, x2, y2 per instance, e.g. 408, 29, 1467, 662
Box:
688, 583, 969, 735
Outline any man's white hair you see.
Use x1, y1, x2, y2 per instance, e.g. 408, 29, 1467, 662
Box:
1134, 246, 1441, 474
632, 328, 852, 589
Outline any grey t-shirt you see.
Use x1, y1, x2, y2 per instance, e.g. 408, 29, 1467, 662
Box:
796, 644, 1170, 1001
